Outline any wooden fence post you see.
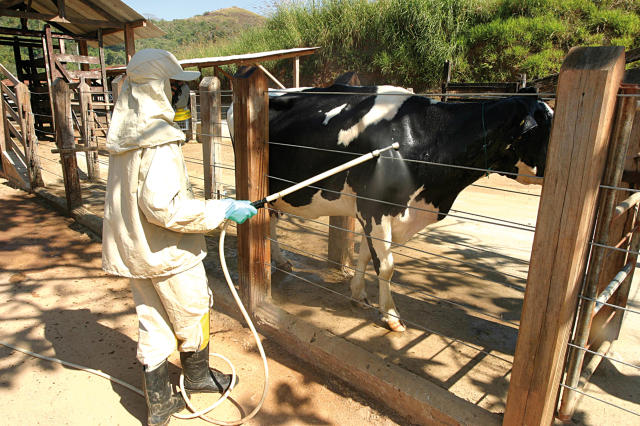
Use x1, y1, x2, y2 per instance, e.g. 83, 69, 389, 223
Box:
504, 46, 625, 425
52, 78, 82, 210
199, 76, 222, 200
233, 66, 271, 312
0, 84, 6, 176
15, 83, 44, 190
188, 90, 197, 142
111, 74, 125, 107
78, 78, 99, 181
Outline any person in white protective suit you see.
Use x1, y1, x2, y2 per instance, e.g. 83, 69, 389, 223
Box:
102, 49, 257, 426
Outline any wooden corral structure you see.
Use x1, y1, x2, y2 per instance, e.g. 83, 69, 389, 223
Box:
0, 0, 163, 133
1, 40, 639, 424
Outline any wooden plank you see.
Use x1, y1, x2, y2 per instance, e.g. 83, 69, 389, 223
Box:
78, 79, 98, 181
233, 66, 271, 311
2, 83, 18, 106
63, 68, 102, 80
124, 23, 135, 64
0, 61, 19, 85
52, 78, 82, 210
22, 86, 44, 189
0, 82, 6, 176
256, 64, 285, 89
504, 46, 625, 425
5, 119, 23, 143
97, 28, 110, 125
3, 98, 20, 122
54, 53, 101, 65
187, 90, 196, 141
41, 29, 56, 134
0, 26, 95, 41
199, 76, 222, 200
293, 56, 299, 88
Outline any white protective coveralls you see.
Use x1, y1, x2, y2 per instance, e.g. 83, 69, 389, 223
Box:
102, 49, 228, 368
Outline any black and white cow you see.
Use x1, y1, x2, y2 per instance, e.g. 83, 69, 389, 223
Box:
229, 84, 553, 332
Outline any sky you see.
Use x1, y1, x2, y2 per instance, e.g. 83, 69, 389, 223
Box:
124, 0, 272, 20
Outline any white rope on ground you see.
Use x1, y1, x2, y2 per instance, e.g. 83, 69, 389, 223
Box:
0, 341, 144, 396
0, 220, 269, 424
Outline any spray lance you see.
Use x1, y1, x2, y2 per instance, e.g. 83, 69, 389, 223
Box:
250, 142, 401, 209
176, 142, 401, 424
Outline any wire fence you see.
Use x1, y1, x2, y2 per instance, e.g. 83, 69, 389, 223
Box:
11, 82, 638, 420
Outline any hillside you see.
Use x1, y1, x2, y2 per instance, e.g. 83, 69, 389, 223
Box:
102, 7, 266, 64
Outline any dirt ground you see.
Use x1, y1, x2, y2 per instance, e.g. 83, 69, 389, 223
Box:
5, 123, 639, 424
0, 180, 404, 425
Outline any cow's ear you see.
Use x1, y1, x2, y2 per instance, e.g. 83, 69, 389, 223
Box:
520, 115, 538, 133
518, 86, 538, 95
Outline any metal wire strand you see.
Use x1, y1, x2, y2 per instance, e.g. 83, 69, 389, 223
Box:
267, 175, 536, 232
559, 383, 640, 417
566, 343, 640, 371
269, 262, 514, 365
267, 139, 542, 181
600, 184, 640, 194
577, 294, 640, 316
268, 208, 529, 289
590, 241, 640, 256
267, 88, 556, 99
267, 235, 520, 328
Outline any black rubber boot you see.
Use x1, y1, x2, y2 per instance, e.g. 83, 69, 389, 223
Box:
143, 360, 186, 426
180, 343, 237, 394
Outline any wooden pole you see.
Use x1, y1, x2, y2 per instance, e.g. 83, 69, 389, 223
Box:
19, 84, 44, 189
188, 89, 197, 142
441, 60, 451, 102
199, 76, 222, 200
110, 74, 125, 107
52, 78, 82, 210
78, 78, 98, 181
504, 46, 625, 425
233, 66, 271, 312
124, 23, 135, 64
293, 56, 300, 87
0, 83, 7, 176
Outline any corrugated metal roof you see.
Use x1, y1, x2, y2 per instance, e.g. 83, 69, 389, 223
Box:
0, 0, 165, 45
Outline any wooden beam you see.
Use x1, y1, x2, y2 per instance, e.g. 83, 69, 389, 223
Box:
99, 19, 145, 37
78, 78, 98, 181
504, 46, 625, 425
0, 26, 95, 41
55, 53, 100, 65
293, 56, 299, 87
56, 0, 65, 19
0, 8, 123, 29
233, 66, 271, 311
124, 23, 135, 64
199, 76, 222, 199
52, 78, 82, 209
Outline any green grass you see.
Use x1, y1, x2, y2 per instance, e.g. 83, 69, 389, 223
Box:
181, 0, 640, 91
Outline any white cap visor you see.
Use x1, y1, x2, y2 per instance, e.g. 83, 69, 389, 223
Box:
171, 70, 201, 81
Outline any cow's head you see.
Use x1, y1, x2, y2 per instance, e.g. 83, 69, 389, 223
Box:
505, 91, 553, 185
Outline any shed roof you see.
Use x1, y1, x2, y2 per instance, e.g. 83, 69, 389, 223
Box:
0, 0, 165, 45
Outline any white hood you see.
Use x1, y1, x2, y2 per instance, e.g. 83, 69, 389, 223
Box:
106, 49, 200, 154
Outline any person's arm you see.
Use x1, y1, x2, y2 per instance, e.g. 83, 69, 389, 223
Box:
138, 143, 255, 233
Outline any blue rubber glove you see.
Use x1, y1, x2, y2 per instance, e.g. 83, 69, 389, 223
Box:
223, 200, 258, 224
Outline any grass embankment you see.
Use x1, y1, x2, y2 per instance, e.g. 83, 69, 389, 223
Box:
181, 0, 640, 91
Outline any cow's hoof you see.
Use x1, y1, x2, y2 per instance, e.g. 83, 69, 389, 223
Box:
350, 297, 371, 309
384, 317, 407, 332
275, 260, 293, 272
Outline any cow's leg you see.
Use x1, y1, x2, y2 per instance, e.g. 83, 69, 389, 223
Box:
269, 213, 293, 272
349, 234, 372, 306
367, 221, 406, 332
